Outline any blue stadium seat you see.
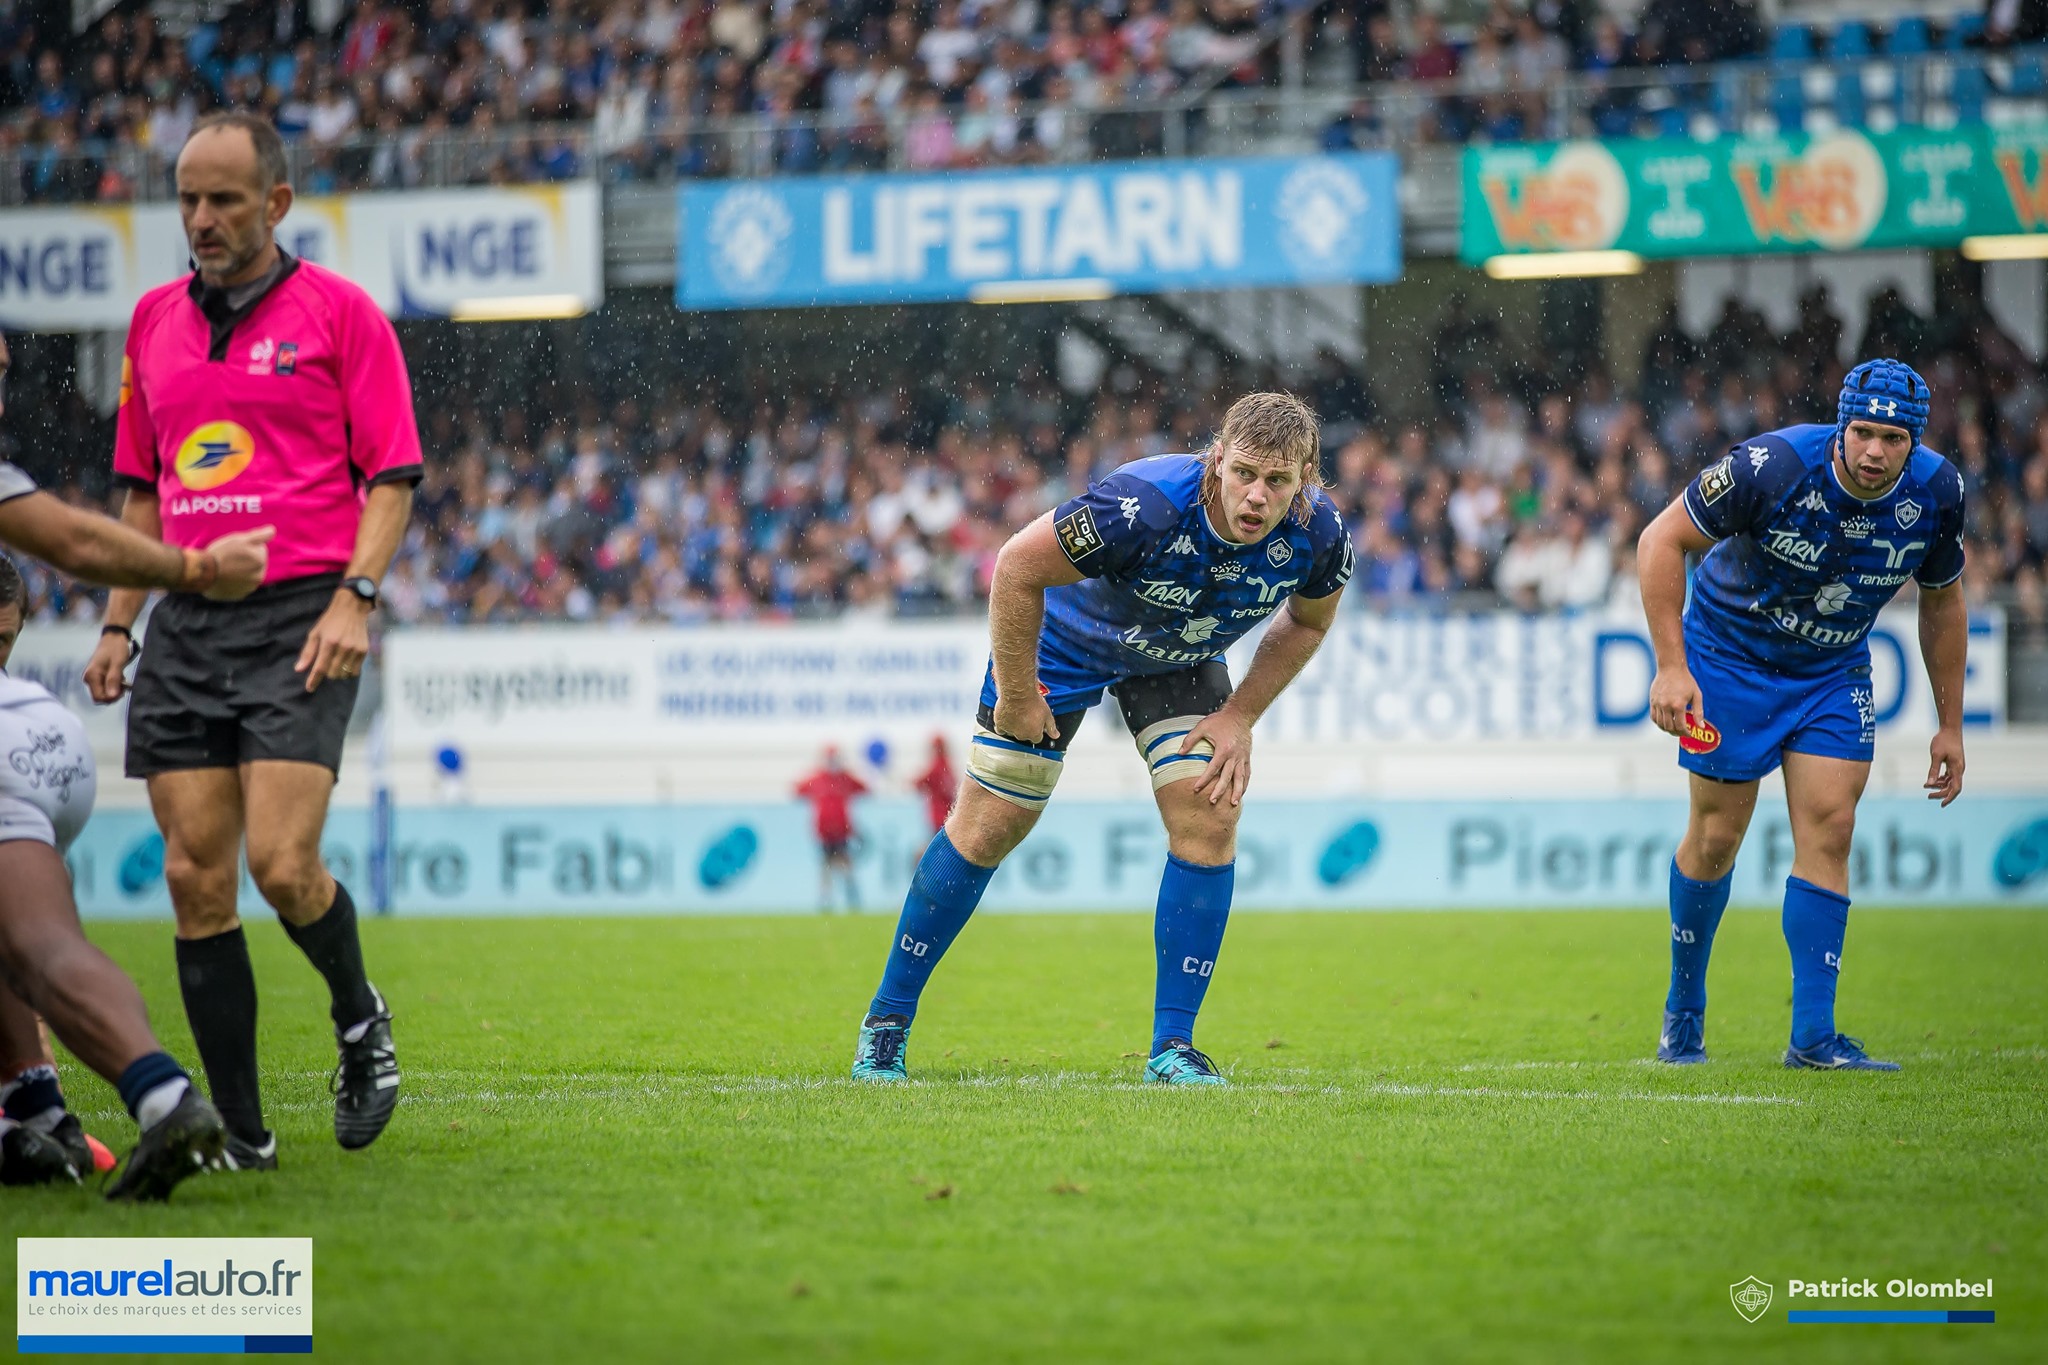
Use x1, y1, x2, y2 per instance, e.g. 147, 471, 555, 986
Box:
1945, 14, 1984, 49
2015, 51, 2048, 96
1772, 26, 1813, 61
1712, 66, 1746, 134
1891, 18, 1931, 55
1832, 24, 1872, 127
1952, 55, 1989, 123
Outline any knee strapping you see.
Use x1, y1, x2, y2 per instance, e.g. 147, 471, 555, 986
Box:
966, 727, 1064, 810
1133, 715, 1214, 791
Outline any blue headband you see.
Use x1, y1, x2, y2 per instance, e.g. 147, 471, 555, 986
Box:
1837, 358, 1930, 444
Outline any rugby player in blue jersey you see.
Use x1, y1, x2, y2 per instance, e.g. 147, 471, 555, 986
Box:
850, 393, 1354, 1085
1637, 359, 1967, 1072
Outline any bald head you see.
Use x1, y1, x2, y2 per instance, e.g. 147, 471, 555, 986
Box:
177, 115, 292, 286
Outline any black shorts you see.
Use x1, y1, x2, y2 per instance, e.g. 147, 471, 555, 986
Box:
975, 658, 1233, 754
126, 574, 360, 778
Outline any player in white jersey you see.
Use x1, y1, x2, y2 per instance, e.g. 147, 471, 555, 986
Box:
0, 330, 273, 1199
0, 584, 105, 1184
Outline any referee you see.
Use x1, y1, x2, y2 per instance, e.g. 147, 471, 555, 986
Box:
85, 113, 420, 1169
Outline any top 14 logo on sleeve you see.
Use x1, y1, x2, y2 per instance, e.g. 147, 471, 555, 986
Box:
1056, 507, 1102, 561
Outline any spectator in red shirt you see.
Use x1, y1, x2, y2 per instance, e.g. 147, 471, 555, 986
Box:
795, 747, 869, 912
912, 735, 957, 834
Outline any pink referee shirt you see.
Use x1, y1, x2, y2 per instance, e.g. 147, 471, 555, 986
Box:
114, 256, 423, 584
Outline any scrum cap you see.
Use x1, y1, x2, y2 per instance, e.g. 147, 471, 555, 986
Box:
1838, 358, 1930, 445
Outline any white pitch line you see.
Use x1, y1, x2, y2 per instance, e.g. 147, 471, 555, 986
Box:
258, 1070, 1801, 1112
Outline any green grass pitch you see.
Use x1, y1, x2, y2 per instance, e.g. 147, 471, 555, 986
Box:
8, 909, 2045, 1363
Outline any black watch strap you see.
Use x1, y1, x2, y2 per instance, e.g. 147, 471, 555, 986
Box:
341, 576, 380, 606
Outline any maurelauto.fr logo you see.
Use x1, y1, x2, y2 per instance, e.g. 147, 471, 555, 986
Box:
16, 1238, 312, 1355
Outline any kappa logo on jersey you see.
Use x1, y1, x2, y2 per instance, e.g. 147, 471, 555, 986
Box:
1815, 582, 1852, 615
1799, 489, 1829, 513
1055, 506, 1103, 561
1266, 538, 1293, 567
1868, 397, 1899, 418
1138, 579, 1201, 609
1763, 527, 1826, 570
1179, 616, 1221, 644
174, 421, 256, 491
1747, 444, 1770, 471
1679, 712, 1721, 754
1842, 515, 1874, 539
1895, 497, 1922, 529
1698, 455, 1735, 504
1168, 533, 1196, 555
1118, 495, 1141, 527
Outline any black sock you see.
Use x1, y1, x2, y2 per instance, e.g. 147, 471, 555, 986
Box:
281, 881, 379, 1031
1, 1063, 64, 1122
175, 928, 266, 1144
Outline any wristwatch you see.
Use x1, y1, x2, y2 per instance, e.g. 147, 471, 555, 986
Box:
340, 576, 380, 608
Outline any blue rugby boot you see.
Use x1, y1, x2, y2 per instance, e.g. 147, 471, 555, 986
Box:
851, 1014, 911, 1082
1656, 1010, 1708, 1065
1143, 1040, 1227, 1086
1784, 1034, 1900, 1071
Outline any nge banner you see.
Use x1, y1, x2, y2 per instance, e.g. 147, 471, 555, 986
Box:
678, 153, 1401, 309
0, 183, 602, 330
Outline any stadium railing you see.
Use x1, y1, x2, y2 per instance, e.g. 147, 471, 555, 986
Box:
7, 43, 2048, 205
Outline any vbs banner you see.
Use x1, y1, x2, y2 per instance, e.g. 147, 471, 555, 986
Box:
62, 796, 2048, 915
0, 183, 602, 330
677, 153, 1401, 309
380, 607, 2004, 755
1462, 127, 2048, 262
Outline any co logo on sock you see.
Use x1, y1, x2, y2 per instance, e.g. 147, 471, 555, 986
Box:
1181, 956, 1214, 977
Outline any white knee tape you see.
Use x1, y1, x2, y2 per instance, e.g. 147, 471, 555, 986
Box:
1134, 715, 1214, 791
966, 727, 1064, 810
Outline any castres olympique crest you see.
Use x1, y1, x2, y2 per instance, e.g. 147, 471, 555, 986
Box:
706, 186, 795, 296
1729, 1276, 1774, 1324
1273, 160, 1373, 275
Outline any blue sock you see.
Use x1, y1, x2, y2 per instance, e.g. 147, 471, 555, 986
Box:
1783, 876, 1852, 1049
868, 830, 997, 1023
1, 1063, 64, 1122
114, 1052, 189, 1123
1152, 854, 1235, 1055
1666, 860, 1733, 1015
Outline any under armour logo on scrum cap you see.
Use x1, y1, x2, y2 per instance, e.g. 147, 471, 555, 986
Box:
1837, 358, 1931, 443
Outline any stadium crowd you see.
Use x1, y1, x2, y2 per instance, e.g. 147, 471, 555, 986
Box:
10, 281, 2048, 638
12, 0, 2038, 200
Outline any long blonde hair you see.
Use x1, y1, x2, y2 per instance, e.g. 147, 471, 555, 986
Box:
1199, 391, 1325, 526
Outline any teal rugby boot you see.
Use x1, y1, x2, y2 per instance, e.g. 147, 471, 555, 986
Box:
851, 1014, 911, 1082
1143, 1040, 1227, 1086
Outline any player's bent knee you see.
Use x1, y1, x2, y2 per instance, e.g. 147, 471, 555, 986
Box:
1133, 715, 1214, 792
965, 726, 1064, 812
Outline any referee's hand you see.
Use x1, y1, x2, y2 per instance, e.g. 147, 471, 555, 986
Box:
84, 631, 133, 704
295, 591, 372, 692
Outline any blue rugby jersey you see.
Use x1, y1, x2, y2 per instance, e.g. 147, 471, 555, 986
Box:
1041, 454, 1353, 694
1680, 424, 1964, 678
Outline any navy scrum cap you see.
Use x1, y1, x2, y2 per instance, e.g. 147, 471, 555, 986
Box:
1838, 358, 1931, 444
